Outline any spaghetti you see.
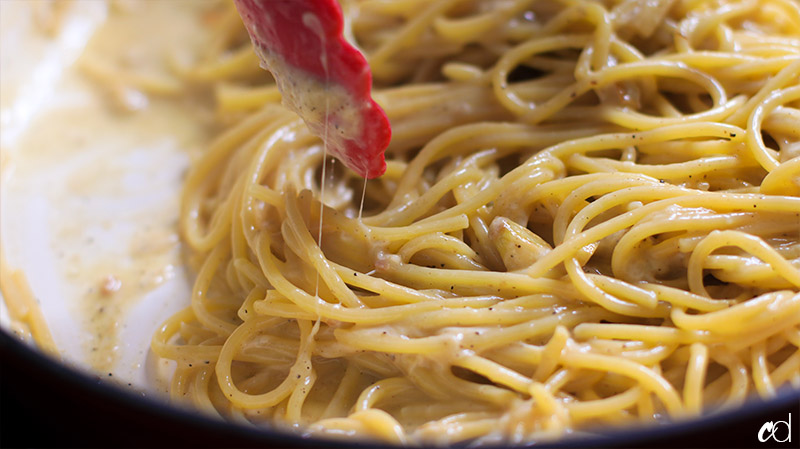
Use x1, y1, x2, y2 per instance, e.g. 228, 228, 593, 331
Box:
152, 0, 800, 445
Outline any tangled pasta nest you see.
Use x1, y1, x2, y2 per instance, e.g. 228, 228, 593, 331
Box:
143, 0, 800, 445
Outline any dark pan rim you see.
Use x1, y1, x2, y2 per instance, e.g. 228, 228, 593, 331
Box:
1, 328, 798, 448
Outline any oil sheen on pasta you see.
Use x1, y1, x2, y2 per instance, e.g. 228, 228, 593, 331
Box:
150, 0, 800, 445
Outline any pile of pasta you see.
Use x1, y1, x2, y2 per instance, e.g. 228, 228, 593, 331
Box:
151, 0, 800, 445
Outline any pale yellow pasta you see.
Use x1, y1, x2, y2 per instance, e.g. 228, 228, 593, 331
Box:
151, 0, 800, 446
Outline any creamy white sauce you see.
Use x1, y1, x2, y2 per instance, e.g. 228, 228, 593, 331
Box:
0, 0, 214, 392
246, 14, 365, 161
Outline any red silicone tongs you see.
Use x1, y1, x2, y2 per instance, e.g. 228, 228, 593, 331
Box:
233, 0, 390, 179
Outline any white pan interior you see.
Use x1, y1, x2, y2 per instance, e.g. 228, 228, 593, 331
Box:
1, 0, 216, 395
